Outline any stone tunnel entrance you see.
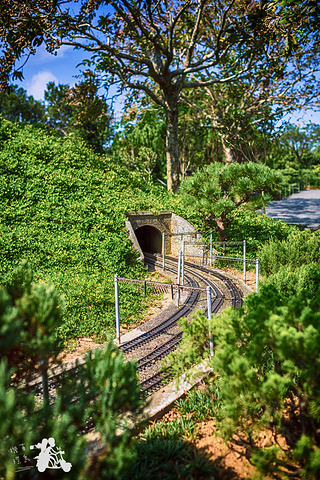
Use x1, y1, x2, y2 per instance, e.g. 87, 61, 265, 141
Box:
125, 211, 202, 262
134, 225, 162, 253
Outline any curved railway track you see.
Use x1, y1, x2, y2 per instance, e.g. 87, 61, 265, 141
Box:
123, 252, 243, 393
25, 252, 244, 430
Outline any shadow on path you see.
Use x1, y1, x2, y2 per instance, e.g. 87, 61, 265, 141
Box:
261, 190, 320, 229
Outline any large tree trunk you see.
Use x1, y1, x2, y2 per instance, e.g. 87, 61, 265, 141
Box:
221, 135, 234, 164
165, 108, 180, 192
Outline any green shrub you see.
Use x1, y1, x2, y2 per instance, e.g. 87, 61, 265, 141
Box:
211, 285, 320, 478
0, 117, 177, 343
0, 261, 64, 387
130, 417, 213, 480
165, 281, 320, 478
176, 384, 220, 422
226, 210, 295, 257
0, 264, 144, 480
259, 230, 320, 276
261, 262, 320, 301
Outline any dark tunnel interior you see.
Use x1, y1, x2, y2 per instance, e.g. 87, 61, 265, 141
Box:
135, 226, 162, 253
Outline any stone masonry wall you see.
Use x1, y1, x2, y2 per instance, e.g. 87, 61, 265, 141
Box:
126, 211, 203, 258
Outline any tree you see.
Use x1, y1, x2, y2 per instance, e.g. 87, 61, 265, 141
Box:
168, 282, 320, 478
0, 85, 45, 124
180, 77, 279, 165
177, 102, 219, 179
278, 123, 320, 167
180, 162, 283, 241
111, 108, 166, 181
2, 1, 318, 191
45, 71, 113, 153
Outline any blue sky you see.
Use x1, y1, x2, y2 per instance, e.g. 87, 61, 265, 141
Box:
20, 45, 320, 126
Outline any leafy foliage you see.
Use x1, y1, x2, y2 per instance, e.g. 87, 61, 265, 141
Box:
0, 84, 45, 124
0, 264, 144, 479
0, 261, 63, 387
211, 285, 320, 478
111, 108, 166, 182
0, 117, 175, 343
258, 229, 320, 276
262, 262, 320, 302
45, 71, 114, 153
180, 162, 283, 241
226, 210, 295, 257
167, 283, 320, 478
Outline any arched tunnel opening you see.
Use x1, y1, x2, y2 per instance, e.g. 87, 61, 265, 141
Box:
135, 225, 162, 253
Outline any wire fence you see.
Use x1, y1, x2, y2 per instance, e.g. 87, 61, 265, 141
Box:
114, 274, 209, 343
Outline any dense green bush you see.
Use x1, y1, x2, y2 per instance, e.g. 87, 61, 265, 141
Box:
167, 283, 320, 478
226, 210, 295, 257
262, 262, 320, 301
181, 207, 295, 260
0, 117, 178, 343
259, 230, 320, 276
211, 286, 320, 478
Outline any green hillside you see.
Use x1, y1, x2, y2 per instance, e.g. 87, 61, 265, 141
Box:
0, 117, 178, 344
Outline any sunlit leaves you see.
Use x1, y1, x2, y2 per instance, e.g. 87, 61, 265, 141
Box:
0, 117, 173, 343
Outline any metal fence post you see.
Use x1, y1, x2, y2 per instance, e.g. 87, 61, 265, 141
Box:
162, 233, 165, 271
255, 259, 259, 292
181, 240, 185, 285
206, 286, 214, 357
114, 274, 120, 343
243, 240, 246, 283
40, 359, 49, 409
176, 283, 180, 307
210, 231, 213, 266
144, 280, 147, 296
177, 250, 182, 285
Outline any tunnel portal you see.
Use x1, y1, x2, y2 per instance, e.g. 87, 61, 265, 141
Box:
134, 225, 162, 253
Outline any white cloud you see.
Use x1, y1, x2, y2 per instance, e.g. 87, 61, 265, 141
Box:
26, 71, 59, 100
29, 44, 74, 64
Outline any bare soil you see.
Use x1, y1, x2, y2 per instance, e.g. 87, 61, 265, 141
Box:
196, 420, 257, 479
160, 407, 275, 480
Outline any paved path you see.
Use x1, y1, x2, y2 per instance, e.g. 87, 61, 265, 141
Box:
264, 190, 320, 229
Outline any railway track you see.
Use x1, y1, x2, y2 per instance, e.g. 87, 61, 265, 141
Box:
124, 252, 243, 393
25, 252, 244, 429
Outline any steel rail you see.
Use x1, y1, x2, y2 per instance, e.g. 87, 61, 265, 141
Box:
163, 254, 243, 309
119, 269, 200, 354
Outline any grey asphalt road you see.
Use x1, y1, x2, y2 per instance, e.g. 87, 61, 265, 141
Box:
263, 190, 320, 229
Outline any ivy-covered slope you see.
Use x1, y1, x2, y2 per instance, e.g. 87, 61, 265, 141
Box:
0, 117, 177, 343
